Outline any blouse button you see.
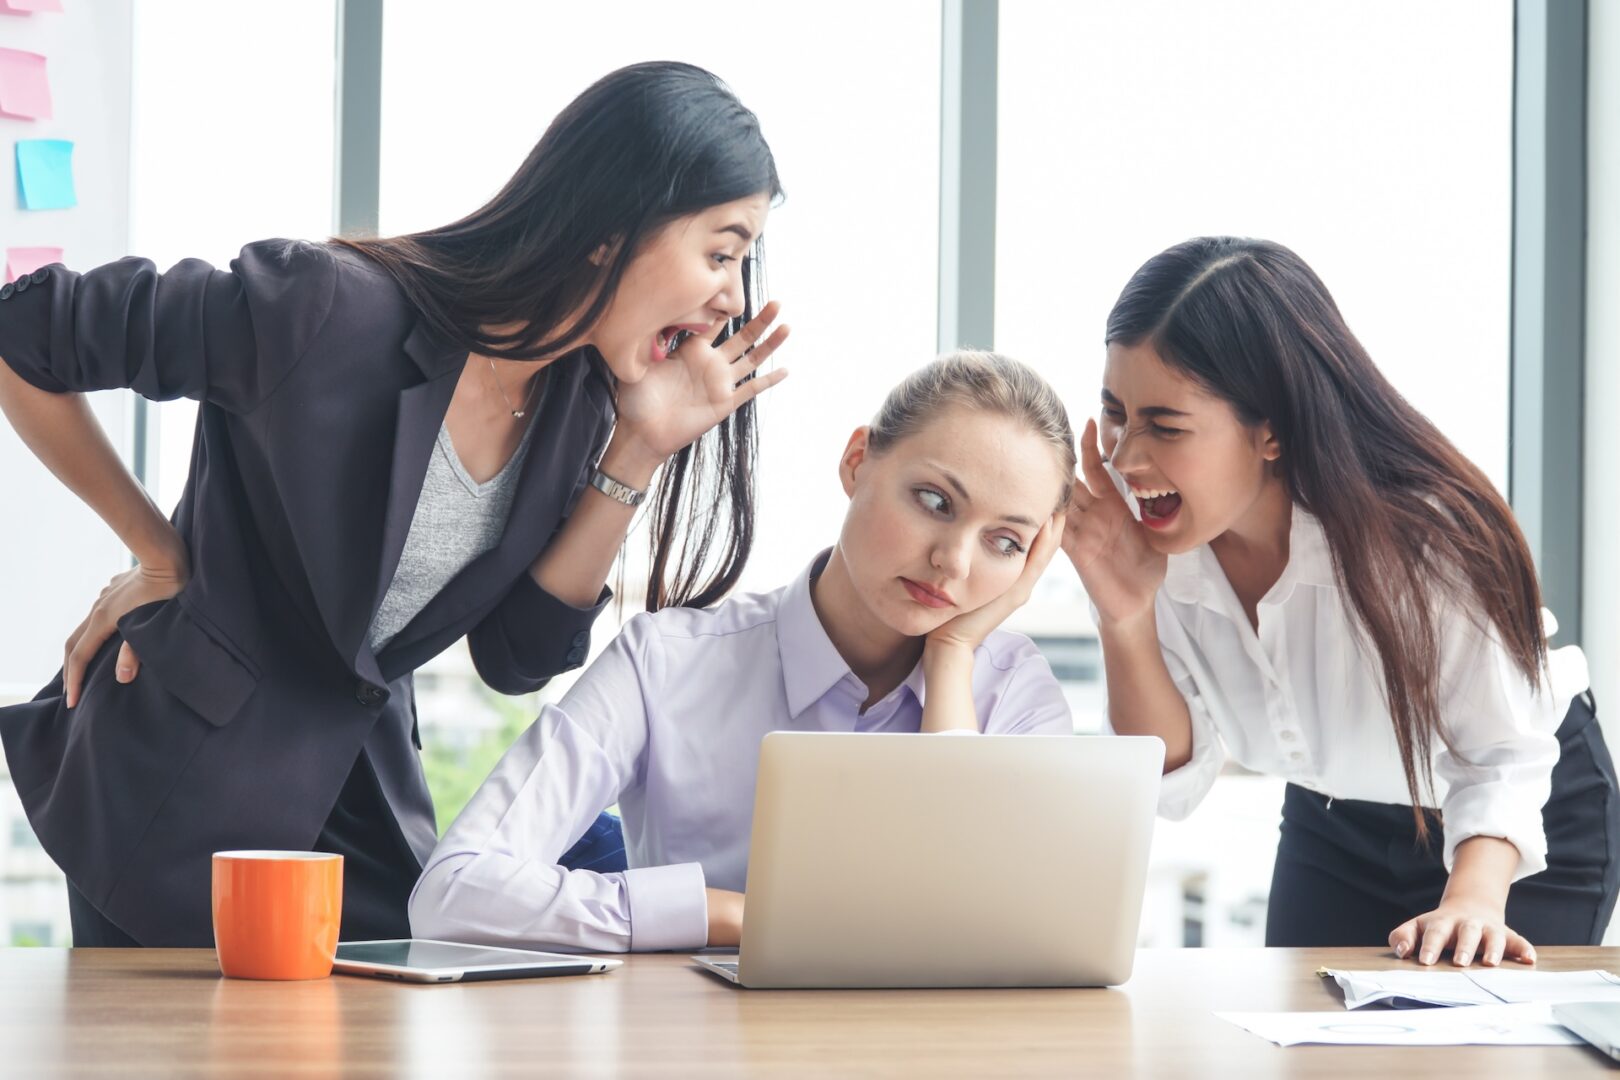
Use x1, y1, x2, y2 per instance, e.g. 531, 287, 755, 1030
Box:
1279, 730, 1297, 742
1288, 750, 1305, 762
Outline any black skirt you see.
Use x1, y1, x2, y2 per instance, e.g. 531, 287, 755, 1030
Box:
1266, 692, 1620, 947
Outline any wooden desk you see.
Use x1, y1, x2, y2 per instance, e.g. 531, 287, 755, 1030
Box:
1, 947, 1614, 1076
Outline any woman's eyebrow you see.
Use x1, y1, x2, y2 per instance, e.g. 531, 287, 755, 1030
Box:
1100, 388, 1189, 418
930, 464, 1039, 529
716, 222, 754, 243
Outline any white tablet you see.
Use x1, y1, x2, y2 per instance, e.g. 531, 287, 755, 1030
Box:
333, 938, 622, 983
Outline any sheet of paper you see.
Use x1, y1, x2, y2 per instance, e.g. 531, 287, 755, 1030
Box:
1470, 969, 1620, 1005
0, 0, 65, 13
1220, 1002, 1582, 1047
0, 47, 51, 120
16, 138, 75, 209
1324, 967, 1620, 1010
6, 246, 61, 278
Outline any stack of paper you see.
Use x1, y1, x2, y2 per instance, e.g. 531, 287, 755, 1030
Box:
1325, 967, 1620, 1010
1219, 969, 1620, 1047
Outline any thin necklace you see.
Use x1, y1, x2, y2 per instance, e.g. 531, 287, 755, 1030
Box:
486, 357, 542, 419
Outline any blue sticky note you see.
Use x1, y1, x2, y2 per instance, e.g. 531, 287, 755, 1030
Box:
16, 138, 74, 209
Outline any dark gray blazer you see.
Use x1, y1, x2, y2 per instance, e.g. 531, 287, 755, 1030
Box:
0, 240, 616, 945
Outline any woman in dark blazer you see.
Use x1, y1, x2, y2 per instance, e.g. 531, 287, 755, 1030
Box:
0, 62, 790, 947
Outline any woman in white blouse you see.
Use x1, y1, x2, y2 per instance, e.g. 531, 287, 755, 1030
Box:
1063, 237, 1616, 967
411, 352, 1073, 952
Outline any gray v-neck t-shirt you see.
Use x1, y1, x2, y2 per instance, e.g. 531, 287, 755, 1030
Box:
367, 417, 539, 652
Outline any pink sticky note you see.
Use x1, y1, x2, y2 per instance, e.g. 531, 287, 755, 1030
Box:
7, 246, 62, 278
0, 48, 50, 119
0, 0, 65, 13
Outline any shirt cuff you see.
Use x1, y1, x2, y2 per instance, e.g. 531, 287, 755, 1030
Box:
1154, 694, 1224, 821
623, 862, 709, 952
1441, 781, 1550, 882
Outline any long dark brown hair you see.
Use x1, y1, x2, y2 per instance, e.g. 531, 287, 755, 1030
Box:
335, 61, 781, 611
1107, 237, 1546, 837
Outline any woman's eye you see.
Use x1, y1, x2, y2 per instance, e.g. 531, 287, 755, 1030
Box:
992, 535, 1025, 557
1101, 407, 1125, 423
711, 253, 735, 266
1151, 424, 1184, 437
915, 488, 948, 514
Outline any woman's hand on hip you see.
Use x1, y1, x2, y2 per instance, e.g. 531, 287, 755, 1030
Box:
63, 538, 189, 708
1060, 418, 1167, 625
926, 512, 1065, 657
611, 302, 790, 469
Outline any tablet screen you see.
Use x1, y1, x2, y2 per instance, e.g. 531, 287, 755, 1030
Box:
336, 940, 575, 970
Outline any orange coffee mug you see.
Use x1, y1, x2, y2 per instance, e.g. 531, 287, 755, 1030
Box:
212, 851, 343, 980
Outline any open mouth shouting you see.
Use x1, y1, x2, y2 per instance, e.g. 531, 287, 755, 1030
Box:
1129, 485, 1182, 530
651, 323, 713, 363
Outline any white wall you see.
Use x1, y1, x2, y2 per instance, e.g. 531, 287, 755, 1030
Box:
0, 1, 133, 695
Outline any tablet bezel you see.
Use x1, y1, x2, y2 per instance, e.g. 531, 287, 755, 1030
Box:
332, 938, 622, 983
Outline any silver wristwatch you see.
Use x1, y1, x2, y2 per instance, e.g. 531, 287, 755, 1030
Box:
589, 467, 647, 507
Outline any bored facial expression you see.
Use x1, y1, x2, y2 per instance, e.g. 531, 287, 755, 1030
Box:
837, 405, 1067, 637
590, 193, 771, 382
1100, 341, 1279, 553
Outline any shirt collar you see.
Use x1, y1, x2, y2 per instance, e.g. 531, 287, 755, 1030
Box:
1162, 503, 1337, 610
775, 549, 929, 720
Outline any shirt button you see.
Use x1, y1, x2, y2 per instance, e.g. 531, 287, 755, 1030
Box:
28, 268, 48, 284
355, 682, 386, 706
565, 646, 586, 666
1279, 730, 1297, 742
0, 283, 16, 301
1288, 750, 1304, 762
570, 630, 589, 648
13, 276, 29, 293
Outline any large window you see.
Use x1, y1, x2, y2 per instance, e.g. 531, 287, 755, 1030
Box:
997, 0, 1514, 944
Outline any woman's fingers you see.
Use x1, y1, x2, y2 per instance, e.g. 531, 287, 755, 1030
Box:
1450, 919, 1484, 967
115, 640, 140, 684
730, 364, 789, 406
1389, 918, 1419, 960
1077, 419, 1116, 500
733, 324, 791, 377
1417, 916, 1455, 965
1479, 925, 1506, 967
1506, 927, 1537, 965
718, 300, 782, 364
64, 621, 112, 710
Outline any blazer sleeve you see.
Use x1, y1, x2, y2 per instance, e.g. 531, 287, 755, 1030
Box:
466, 575, 613, 696
467, 404, 618, 696
0, 238, 337, 414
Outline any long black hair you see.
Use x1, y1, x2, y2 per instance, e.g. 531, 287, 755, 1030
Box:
1107, 237, 1546, 838
336, 61, 782, 611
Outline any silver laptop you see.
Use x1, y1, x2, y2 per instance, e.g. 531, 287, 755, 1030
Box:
692, 731, 1163, 989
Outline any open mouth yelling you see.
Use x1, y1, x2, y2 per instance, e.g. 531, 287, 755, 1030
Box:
651, 323, 710, 363
1129, 485, 1182, 530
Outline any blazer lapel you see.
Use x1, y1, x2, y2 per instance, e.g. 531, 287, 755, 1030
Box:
342, 319, 464, 679
373, 348, 614, 660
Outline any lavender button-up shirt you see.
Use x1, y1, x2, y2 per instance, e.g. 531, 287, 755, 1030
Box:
409, 551, 1072, 953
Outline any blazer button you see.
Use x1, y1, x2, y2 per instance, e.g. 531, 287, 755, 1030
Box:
355, 682, 386, 706
570, 630, 589, 648
565, 647, 586, 666
0, 283, 15, 301
28, 268, 48, 284
13, 276, 28, 293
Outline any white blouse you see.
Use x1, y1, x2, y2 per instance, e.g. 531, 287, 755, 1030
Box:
1132, 505, 1588, 883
